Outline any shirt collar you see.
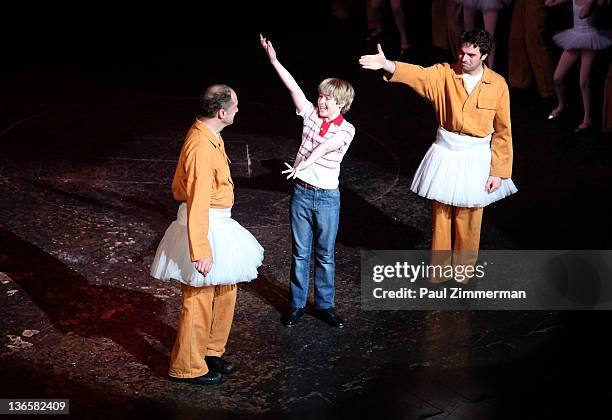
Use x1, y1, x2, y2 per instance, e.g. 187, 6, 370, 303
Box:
481, 64, 492, 84
194, 118, 222, 147
326, 113, 344, 126
319, 113, 344, 137
452, 63, 492, 83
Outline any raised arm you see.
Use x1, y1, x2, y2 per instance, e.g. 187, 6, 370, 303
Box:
260, 34, 308, 113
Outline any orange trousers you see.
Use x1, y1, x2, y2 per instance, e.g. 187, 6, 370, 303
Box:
430, 201, 483, 282
508, 0, 556, 98
168, 283, 237, 378
431, 0, 462, 61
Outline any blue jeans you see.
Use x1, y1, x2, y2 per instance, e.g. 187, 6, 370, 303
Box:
290, 183, 340, 310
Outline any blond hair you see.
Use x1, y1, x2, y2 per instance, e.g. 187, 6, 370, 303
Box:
318, 78, 355, 114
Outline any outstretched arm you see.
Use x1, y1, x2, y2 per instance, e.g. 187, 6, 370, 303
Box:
260, 34, 308, 113
360, 43, 444, 101
359, 44, 396, 77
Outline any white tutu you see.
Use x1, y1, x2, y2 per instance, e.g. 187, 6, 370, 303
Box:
553, 29, 612, 51
410, 127, 517, 208
553, 1, 612, 51
150, 204, 264, 287
454, 0, 512, 11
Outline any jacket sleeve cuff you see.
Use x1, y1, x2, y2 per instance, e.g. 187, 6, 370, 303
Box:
191, 245, 212, 262
490, 169, 512, 179
383, 61, 401, 82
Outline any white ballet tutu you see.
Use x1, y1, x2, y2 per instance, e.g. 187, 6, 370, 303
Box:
554, 2, 612, 51
410, 127, 517, 208
454, 0, 512, 11
553, 29, 612, 51
150, 204, 264, 287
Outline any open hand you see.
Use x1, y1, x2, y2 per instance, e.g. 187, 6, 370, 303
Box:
281, 161, 306, 180
358, 43, 387, 70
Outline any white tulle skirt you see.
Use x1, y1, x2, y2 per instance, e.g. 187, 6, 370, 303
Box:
454, 0, 512, 11
410, 127, 517, 208
553, 29, 612, 51
150, 204, 264, 287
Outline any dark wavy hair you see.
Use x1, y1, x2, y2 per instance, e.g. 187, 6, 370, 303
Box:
460, 29, 493, 56
199, 84, 233, 118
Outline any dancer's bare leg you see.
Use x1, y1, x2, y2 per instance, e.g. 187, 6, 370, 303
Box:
550, 49, 580, 118
390, 0, 410, 51
369, 0, 384, 37
578, 49, 596, 128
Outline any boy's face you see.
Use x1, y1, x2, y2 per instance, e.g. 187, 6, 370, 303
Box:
317, 93, 344, 120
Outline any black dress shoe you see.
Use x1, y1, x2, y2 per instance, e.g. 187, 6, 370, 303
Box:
282, 307, 305, 327
317, 308, 345, 328
168, 371, 222, 385
205, 356, 235, 375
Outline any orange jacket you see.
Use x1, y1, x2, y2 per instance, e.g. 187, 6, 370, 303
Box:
388, 61, 513, 178
172, 120, 234, 260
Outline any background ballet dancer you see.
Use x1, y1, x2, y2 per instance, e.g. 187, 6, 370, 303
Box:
546, 0, 612, 133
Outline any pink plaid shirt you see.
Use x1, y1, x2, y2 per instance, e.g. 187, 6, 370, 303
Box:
296, 102, 355, 189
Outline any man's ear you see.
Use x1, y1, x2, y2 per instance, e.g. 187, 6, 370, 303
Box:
481, 53, 488, 63
218, 108, 226, 119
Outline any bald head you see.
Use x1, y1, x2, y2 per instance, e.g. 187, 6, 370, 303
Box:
199, 84, 235, 118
